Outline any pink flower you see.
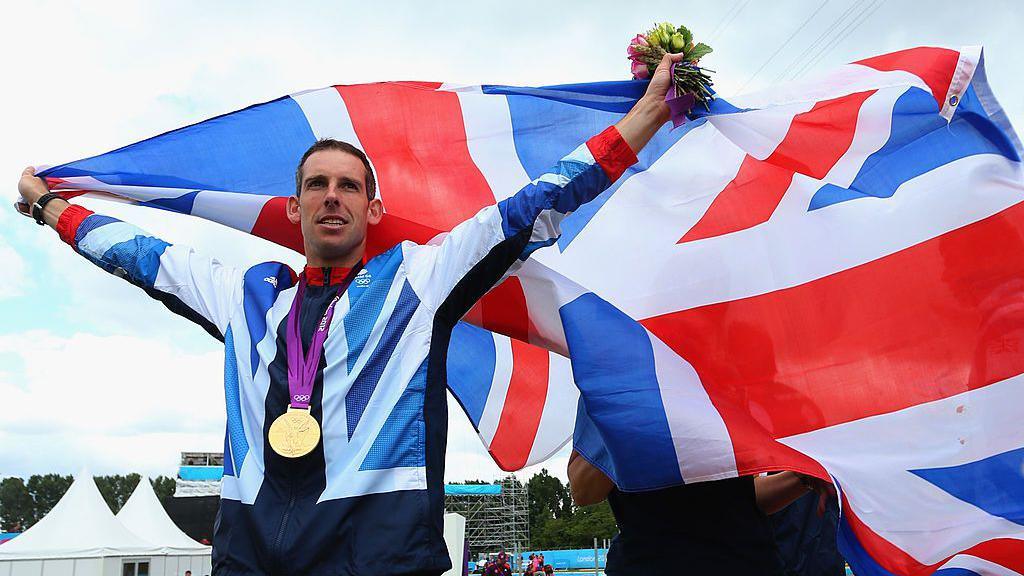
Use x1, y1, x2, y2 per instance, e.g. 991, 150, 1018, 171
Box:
627, 34, 648, 57
631, 60, 650, 80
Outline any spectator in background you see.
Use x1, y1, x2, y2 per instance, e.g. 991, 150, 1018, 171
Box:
770, 488, 845, 576
568, 450, 833, 575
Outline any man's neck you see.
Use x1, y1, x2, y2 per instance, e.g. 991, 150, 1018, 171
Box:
305, 257, 360, 269
304, 247, 364, 269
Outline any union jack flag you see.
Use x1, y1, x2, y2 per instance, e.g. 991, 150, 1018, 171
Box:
39, 46, 1024, 575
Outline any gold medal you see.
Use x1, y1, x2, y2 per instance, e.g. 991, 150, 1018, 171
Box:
268, 407, 321, 458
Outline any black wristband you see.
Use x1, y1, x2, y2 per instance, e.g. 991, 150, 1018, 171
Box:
31, 192, 65, 226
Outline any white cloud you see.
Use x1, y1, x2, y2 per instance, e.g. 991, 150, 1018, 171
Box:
0, 237, 28, 300
0, 330, 224, 477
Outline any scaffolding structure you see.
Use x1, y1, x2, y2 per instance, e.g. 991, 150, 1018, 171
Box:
444, 475, 529, 561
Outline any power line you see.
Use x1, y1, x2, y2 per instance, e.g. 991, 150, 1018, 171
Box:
738, 0, 831, 93
707, 0, 743, 41
709, 0, 752, 44
790, 0, 876, 80
794, 0, 885, 79
773, 0, 862, 84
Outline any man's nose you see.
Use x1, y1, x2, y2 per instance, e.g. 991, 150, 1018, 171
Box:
323, 185, 341, 206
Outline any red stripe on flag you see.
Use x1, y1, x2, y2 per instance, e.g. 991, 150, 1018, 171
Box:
645, 201, 1024, 446
250, 196, 304, 254
488, 341, 550, 471
855, 47, 960, 109
478, 276, 533, 343
680, 90, 875, 243
963, 539, 1024, 573
335, 82, 496, 232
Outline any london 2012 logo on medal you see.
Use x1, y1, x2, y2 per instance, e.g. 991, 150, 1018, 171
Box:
268, 407, 321, 458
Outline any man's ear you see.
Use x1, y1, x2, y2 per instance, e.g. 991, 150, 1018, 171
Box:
287, 195, 301, 225
366, 198, 383, 225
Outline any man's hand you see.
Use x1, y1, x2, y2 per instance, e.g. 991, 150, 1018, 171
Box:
18, 166, 49, 206
614, 52, 686, 155
641, 52, 688, 123
17, 166, 68, 227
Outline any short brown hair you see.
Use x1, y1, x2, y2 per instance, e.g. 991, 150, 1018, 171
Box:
295, 139, 376, 200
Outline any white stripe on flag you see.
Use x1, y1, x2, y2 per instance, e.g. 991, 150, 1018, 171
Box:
524, 352, 578, 466
937, 554, 1022, 576
649, 331, 738, 482
456, 90, 532, 202
191, 190, 273, 234
477, 332, 514, 445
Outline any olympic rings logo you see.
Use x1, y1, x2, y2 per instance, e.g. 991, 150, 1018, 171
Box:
292, 394, 311, 402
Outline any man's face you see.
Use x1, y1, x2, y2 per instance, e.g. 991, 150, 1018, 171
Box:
288, 149, 383, 265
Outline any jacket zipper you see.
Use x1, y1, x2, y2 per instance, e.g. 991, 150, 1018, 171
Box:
272, 484, 297, 575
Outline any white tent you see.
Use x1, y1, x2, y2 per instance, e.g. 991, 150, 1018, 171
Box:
116, 478, 208, 553
0, 471, 211, 576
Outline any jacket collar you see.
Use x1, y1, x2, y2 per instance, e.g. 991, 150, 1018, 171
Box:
302, 264, 358, 286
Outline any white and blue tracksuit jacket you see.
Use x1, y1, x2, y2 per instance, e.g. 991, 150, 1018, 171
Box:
56, 127, 637, 576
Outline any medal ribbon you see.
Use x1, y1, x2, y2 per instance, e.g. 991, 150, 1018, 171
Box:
285, 264, 363, 410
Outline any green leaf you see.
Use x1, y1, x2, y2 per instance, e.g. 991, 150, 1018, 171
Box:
688, 42, 713, 61
677, 24, 693, 48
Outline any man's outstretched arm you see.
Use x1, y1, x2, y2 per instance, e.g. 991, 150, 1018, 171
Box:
17, 168, 244, 340
409, 52, 684, 314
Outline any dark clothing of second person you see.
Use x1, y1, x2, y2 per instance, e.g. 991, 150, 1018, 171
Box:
605, 476, 785, 576
770, 490, 846, 576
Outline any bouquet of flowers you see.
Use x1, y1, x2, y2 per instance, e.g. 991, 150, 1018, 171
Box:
628, 22, 714, 120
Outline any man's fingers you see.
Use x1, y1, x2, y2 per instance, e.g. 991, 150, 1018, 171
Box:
22, 166, 35, 178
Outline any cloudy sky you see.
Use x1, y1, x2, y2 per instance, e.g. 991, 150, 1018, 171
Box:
1, 0, 1021, 484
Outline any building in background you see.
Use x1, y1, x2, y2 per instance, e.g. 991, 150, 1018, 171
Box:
163, 452, 223, 543
174, 452, 223, 498
443, 475, 528, 563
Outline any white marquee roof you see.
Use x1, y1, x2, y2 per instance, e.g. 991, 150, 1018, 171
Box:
0, 471, 160, 560
116, 478, 208, 551
0, 471, 209, 561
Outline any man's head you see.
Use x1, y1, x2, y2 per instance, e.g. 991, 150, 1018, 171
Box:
288, 139, 383, 267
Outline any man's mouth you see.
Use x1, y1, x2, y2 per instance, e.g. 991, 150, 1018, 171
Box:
317, 215, 348, 229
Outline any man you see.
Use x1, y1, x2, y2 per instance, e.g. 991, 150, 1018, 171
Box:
567, 451, 833, 575
17, 54, 685, 576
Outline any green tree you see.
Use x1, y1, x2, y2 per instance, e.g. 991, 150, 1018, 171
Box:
151, 476, 176, 500
0, 477, 33, 531
94, 473, 141, 514
532, 501, 617, 549
526, 469, 572, 539
26, 473, 73, 525
564, 501, 617, 546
